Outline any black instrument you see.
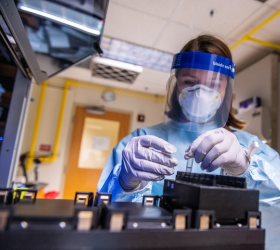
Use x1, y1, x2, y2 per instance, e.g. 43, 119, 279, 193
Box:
0, 173, 265, 250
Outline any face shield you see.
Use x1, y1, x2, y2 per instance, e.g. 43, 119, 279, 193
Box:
163, 52, 236, 133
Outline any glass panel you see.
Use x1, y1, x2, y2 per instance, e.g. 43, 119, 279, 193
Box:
0, 33, 17, 151
78, 117, 120, 169
15, 0, 105, 77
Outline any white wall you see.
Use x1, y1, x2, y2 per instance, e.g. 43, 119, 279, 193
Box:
233, 53, 280, 151
19, 77, 164, 196
233, 54, 273, 111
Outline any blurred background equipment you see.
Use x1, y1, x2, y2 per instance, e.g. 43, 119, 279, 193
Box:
0, 0, 109, 188
0, 0, 108, 84
236, 97, 271, 145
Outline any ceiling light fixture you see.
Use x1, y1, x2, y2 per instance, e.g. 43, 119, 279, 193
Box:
101, 37, 173, 72
85, 106, 105, 115
93, 57, 143, 73
18, 5, 100, 36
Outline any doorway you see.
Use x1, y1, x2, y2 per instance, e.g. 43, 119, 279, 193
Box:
63, 107, 130, 199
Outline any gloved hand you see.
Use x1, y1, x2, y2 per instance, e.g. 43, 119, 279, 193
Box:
184, 128, 250, 176
119, 135, 178, 191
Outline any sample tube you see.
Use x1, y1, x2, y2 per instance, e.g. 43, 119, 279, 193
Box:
186, 158, 193, 173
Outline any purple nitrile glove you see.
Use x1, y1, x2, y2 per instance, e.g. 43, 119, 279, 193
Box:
119, 135, 178, 191
184, 128, 257, 176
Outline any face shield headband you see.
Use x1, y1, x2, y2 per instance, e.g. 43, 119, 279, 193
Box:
164, 52, 236, 133
172, 51, 236, 78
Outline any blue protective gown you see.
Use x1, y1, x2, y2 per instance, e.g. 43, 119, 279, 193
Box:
97, 122, 280, 204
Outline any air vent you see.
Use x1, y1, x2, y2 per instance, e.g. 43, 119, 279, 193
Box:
91, 57, 143, 84
92, 64, 140, 84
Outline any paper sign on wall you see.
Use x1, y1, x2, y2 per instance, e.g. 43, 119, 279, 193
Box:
92, 136, 110, 151
39, 144, 51, 152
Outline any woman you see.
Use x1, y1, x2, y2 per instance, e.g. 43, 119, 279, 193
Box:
97, 35, 280, 204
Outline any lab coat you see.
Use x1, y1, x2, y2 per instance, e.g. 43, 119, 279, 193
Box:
97, 122, 280, 204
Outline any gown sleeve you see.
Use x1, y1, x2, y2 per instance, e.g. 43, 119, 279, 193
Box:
235, 130, 280, 205
96, 128, 152, 202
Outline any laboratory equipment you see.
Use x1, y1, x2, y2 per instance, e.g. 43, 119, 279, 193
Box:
0, 171, 265, 250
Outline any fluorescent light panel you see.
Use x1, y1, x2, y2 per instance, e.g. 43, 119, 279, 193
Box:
93, 57, 143, 73
101, 37, 173, 72
18, 5, 100, 36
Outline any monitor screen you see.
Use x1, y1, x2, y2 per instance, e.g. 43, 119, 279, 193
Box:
15, 0, 106, 78
0, 33, 17, 152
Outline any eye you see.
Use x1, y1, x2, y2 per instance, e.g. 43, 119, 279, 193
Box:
210, 83, 220, 88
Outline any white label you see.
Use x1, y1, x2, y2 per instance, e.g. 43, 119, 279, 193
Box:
92, 136, 110, 151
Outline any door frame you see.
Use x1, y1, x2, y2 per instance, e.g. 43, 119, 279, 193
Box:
61, 106, 131, 198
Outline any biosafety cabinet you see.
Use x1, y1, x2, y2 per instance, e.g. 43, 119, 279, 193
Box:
0, 0, 109, 187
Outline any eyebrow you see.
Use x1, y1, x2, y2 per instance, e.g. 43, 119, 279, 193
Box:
181, 73, 196, 77
181, 75, 220, 81
180, 73, 225, 81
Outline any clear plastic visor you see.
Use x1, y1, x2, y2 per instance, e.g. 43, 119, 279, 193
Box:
163, 68, 234, 133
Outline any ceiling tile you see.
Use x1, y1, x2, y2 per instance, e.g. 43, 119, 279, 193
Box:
128, 67, 169, 95
231, 41, 272, 72
128, 83, 166, 95
254, 30, 280, 47
135, 68, 170, 86
103, 3, 167, 47
252, 14, 280, 45
226, 5, 275, 40
154, 22, 203, 53
264, 0, 280, 9
56, 67, 91, 82
223, 37, 238, 48
59, 0, 280, 96
90, 75, 132, 89
111, 0, 182, 19
172, 0, 263, 38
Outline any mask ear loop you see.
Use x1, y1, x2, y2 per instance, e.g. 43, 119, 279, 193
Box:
212, 88, 225, 102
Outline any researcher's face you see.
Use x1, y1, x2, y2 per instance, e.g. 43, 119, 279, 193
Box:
176, 68, 228, 103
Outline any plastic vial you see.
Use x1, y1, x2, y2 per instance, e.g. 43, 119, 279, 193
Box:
186, 158, 193, 173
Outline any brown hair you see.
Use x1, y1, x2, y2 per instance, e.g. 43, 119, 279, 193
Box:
177, 34, 246, 131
